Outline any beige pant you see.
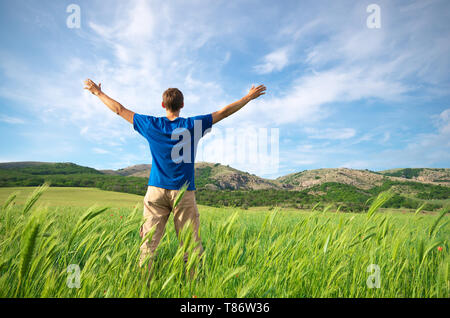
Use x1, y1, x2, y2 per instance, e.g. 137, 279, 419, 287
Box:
139, 186, 204, 268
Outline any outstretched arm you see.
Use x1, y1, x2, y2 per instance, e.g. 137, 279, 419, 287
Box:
212, 84, 266, 125
83, 79, 135, 124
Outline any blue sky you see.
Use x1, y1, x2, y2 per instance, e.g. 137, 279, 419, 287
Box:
0, 0, 449, 178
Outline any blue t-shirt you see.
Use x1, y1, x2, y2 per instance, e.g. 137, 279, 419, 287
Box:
133, 113, 213, 191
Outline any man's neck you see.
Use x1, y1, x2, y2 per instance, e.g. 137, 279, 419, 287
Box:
166, 111, 180, 121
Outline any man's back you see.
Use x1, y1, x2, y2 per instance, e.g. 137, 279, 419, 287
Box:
83, 78, 265, 271
133, 113, 212, 190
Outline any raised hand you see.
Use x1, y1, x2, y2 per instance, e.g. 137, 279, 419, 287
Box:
212, 84, 267, 124
84, 78, 102, 96
246, 84, 266, 101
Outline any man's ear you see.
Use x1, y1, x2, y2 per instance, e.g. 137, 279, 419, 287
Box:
180, 103, 184, 109
162, 102, 165, 108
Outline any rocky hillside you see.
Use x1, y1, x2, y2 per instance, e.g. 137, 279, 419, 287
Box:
194, 162, 283, 190
378, 168, 450, 186
101, 162, 282, 190
275, 168, 422, 191
100, 162, 449, 192
1, 161, 448, 211
1, 161, 448, 193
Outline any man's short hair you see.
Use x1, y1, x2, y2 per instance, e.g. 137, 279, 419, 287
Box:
163, 88, 184, 112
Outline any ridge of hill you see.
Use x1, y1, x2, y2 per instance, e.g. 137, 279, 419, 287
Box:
100, 164, 151, 178
0, 161, 448, 211
1, 161, 449, 190
194, 162, 285, 190
277, 167, 415, 190
378, 168, 450, 186
100, 162, 450, 190
0, 161, 101, 175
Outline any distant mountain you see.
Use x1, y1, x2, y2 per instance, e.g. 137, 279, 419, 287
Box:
1, 161, 448, 211
100, 162, 283, 190
378, 168, 450, 186
100, 164, 151, 178
276, 168, 450, 190
0, 161, 101, 175
106, 163, 450, 190
2, 161, 448, 190
194, 162, 285, 190
0, 161, 51, 169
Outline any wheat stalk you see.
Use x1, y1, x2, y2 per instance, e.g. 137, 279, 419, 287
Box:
17, 217, 40, 295
22, 183, 49, 215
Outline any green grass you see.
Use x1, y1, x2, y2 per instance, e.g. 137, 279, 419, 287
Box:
0, 186, 448, 298
0, 187, 143, 208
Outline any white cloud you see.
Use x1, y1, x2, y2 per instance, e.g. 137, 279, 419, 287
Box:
223, 52, 231, 64
254, 48, 289, 74
305, 127, 356, 140
80, 126, 89, 135
342, 108, 450, 169
1, 0, 449, 173
437, 108, 450, 134
241, 0, 449, 129
245, 66, 408, 126
0, 114, 25, 124
381, 132, 391, 143
92, 147, 110, 154
0, 0, 232, 158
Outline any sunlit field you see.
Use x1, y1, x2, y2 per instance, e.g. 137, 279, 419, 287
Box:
0, 186, 142, 208
0, 186, 448, 298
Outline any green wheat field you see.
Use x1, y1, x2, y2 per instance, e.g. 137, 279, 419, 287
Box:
0, 185, 448, 298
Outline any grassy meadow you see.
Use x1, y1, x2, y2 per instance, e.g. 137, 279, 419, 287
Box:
0, 186, 448, 298
0, 186, 142, 208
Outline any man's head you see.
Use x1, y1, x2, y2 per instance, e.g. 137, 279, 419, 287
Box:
162, 88, 184, 112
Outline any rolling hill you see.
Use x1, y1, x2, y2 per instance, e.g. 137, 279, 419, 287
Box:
101, 164, 151, 178
379, 168, 450, 185
0, 161, 100, 175
98, 161, 283, 190
1, 161, 449, 191
98, 162, 450, 191
0, 161, 448, 211
275, 167, 450, 190
194, 162, 284, 190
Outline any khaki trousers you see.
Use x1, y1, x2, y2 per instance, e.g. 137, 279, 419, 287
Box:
139, 186, 204, 268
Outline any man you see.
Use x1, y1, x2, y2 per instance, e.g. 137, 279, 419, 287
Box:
83, 79, 266, 270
